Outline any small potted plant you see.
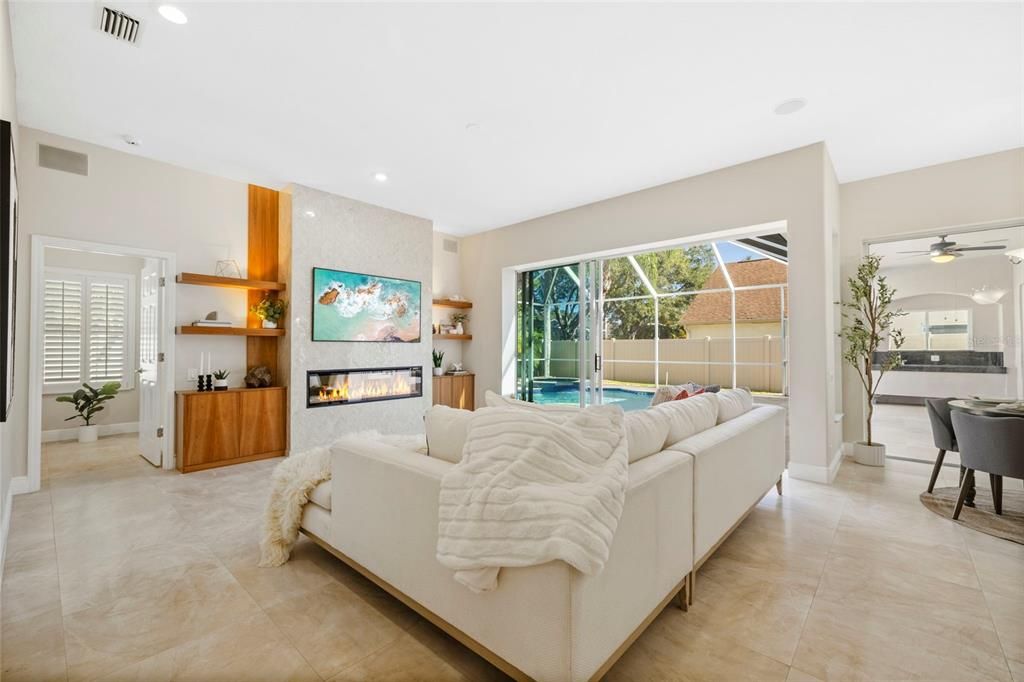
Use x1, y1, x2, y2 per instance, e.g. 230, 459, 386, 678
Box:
250, 297, 287, 329
839, 255, 905, 466
55, 382, 121, 443
450, 312, 468, 335
212, 369, 230, 391
432, 349, 445, 376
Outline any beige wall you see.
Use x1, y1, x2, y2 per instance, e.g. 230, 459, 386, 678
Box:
431, 231, 463, 369
685, 321, 782, 339
461, 143, 839, 481
839, 148, 1024, 442
11, 127, 250, 486
40, 248, 144, 434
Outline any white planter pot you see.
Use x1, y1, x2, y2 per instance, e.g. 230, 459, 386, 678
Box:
262, 320, 278, 329
853, 441, 886, 467
432, 367, 444, 376
78, 425, 99, 444
213, 379, 229, 391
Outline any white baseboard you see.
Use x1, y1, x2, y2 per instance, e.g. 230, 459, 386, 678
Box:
1, 476, 30, 582
42, 421, 139, 443
788, 448, 844, 484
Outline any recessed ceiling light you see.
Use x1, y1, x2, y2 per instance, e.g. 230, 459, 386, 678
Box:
157, 5, 188, 25
773, 98, 807, 116
304, 210, 316, 218
465, 123, 480, 132
122, 135, 141, 147
373, 172, 388, 183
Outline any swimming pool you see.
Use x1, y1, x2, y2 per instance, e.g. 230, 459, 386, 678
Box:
529, 381, 653, 411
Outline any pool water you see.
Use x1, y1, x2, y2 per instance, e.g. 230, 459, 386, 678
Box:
530, 382, 653, 411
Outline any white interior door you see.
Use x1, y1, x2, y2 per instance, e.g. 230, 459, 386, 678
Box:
137, 258, 164, 466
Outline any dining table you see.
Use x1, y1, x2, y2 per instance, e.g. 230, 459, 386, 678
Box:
947, 398, 1024, 507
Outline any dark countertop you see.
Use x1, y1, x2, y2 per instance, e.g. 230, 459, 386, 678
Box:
873, 364, 1008, 374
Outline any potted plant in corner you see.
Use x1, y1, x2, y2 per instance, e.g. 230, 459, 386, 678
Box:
432, 349, 445, 376
213, 369, 230, 391
56, 382, 121, 443
839, 255, 905, 466
250, 297, 287, 329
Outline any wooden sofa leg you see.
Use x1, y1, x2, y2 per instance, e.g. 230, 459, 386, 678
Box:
688, 571, 695, 606
676, 579, 688, 612
775, 477, 783, 495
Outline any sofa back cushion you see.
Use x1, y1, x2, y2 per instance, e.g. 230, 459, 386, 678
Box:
654, 393, 719, 446
716, 387, 754, 423
623, 408, 672, 463
424, 405, 475, 463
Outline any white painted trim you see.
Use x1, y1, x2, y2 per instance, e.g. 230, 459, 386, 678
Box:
29, 235, 178, 494
788, 448, 843, 484
1, 477, 30, 580
41, 421, 139, 443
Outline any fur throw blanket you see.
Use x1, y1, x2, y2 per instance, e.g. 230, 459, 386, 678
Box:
258, 446, 332, 567
436, 404, 629, 592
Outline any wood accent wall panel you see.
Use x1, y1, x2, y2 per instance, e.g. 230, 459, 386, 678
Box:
247, 185, 281, 381
238, 389, 287, 457
432, 374, 475, 410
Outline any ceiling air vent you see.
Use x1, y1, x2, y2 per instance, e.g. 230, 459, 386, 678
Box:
99, 7, 141, 43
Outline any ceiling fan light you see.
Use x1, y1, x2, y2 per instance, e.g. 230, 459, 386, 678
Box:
930, 253, 956, 264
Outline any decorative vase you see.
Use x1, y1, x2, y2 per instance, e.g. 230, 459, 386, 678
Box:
78, 425, 99, 444
853, 441, 886, 467
262, 319, 278, 329
455, 322, 464, 335
214, 379, 228, 391
433, 367, 444, 376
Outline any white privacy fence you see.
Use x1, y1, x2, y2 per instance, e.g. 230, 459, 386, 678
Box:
546, 337, 786, 393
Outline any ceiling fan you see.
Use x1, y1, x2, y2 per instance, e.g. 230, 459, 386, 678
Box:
898, 235, 1006, 263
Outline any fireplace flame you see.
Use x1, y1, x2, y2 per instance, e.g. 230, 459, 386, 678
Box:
317, 373, 414, 403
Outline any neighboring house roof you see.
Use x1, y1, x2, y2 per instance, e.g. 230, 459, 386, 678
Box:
680, 259, 788, 326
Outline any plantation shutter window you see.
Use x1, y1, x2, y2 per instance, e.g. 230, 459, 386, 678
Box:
43, 277, 84, 385
42, 268, 135, 393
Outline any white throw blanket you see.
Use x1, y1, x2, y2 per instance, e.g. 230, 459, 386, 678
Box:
259, 432, 426, 567
436, 404, 629, 592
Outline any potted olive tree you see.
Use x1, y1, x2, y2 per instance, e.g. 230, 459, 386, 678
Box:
839, 255, 905, 466
56, 382, 121, 443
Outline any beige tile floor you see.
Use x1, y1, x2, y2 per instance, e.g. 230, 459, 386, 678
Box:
3, 434, 1022, 681
872, 403, 959, 467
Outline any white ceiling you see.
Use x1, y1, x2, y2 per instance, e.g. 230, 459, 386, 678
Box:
9, 2, 1023, 235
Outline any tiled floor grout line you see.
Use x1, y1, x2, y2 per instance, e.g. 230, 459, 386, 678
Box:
959, 525, 1015, 681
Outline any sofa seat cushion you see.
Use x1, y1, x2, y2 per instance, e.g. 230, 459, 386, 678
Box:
654, 393, 719, 446
308, 480, 331, 510
716, 387, 754, 423
300, 500, 331, 538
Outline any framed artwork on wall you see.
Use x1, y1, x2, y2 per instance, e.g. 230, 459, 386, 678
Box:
312, 267, 421, 342
1, 120, 18, 422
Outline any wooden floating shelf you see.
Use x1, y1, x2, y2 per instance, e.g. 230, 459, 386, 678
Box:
433, 334, 472, 341
432, 298, 472, 309
176, 326, 285, 337
177, 272, 286, 291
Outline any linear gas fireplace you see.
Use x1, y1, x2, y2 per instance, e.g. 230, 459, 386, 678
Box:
307, 366, 423, 408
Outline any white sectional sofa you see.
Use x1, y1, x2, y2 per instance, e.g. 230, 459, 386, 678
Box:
299, 390, 786, 682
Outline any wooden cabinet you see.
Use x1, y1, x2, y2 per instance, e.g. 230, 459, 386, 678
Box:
432, 374, 475, 410
176, 387, 287, 473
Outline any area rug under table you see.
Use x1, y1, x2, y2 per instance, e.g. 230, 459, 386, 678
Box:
921, 486, 1024, 545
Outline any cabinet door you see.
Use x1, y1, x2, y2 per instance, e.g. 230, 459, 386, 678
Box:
238, 389, 287, 457
182, 393, 240, 467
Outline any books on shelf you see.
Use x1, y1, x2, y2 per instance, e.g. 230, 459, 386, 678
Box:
446, 370, 470, 376
192, 320, 233, 327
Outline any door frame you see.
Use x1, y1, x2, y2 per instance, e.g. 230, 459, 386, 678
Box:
27, 235, 177, 491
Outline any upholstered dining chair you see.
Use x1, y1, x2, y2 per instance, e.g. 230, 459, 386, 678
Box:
949, 411, 1024, 519
925, 398, 959, 494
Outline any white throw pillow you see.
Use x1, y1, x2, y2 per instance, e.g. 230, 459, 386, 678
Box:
484, 390, 580, 413
649, 383, 702, 406
424, 405, 475, 463
623, 409, 672, 463
716, 388, 754, 423
654, 393, 719, 446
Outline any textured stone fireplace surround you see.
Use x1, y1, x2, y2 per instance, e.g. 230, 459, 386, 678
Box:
281, 185, 434, 452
